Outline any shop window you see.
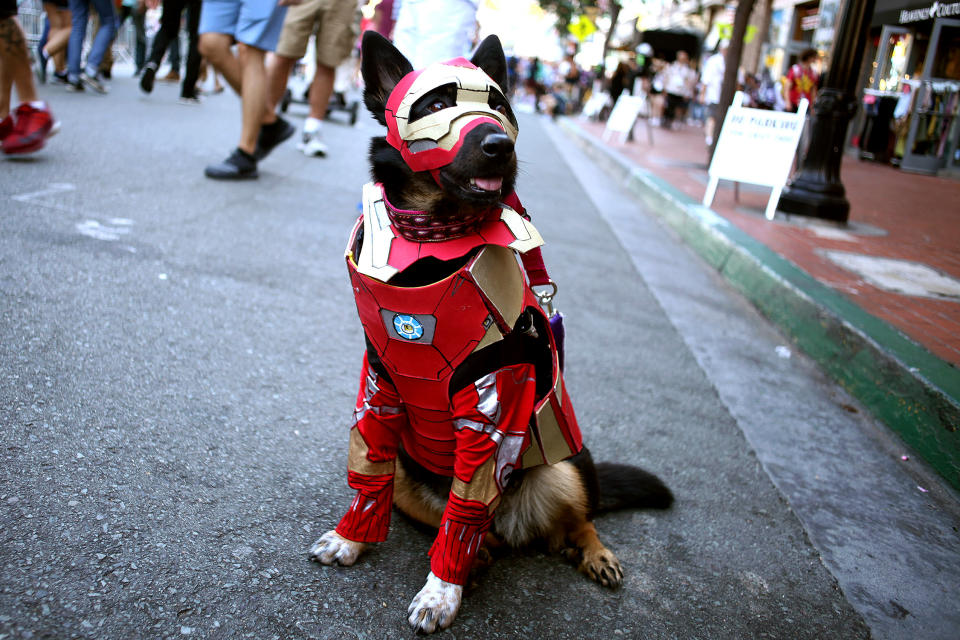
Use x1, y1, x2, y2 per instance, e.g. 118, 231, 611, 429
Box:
930, 26, 960, 80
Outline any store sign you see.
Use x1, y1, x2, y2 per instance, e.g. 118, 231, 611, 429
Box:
801, 12, 820, 30
900, 1, 960, 23
703, 92, 808, 220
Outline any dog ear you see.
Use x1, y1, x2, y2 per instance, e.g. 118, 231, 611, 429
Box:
470, 35, 509, 93
361, 31, 414, 126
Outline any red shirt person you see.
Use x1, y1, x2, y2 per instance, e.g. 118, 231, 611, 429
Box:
783, 48, 819, 112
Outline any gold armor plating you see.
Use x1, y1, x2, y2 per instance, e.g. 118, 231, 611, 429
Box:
451, 456, 501, 511
348, 427, 396, 476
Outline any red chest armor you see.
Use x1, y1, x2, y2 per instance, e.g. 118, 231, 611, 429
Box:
345, 183, 582, 472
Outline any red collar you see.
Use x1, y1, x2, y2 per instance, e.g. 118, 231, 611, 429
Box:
381, 188, 505, 243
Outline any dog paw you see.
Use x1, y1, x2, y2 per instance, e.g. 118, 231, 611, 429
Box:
407, 572, 462, 634
580, 548, 624, 588
308, 530, 366, 566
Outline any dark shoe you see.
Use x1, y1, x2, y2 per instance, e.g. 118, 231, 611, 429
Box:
204, 148, 258, 180
80, 71, 108, 94
140, 62, 157, 94
51, 70, 68, 85
65, 78, 84, 92
254, 116, 295, 160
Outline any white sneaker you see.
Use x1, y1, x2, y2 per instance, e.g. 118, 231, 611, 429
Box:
297, 130, 327, 157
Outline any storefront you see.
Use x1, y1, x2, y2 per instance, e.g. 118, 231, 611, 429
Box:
859, 0, 960, 175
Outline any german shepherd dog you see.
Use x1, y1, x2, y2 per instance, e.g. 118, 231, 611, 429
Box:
309, 32, 673, 634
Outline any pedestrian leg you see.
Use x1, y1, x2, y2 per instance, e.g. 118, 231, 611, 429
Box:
65, 0, 89, 86
198, 32, 241, 93
179, 0, 201, 100
0, 14, 58, 154
237, 42, 266, 155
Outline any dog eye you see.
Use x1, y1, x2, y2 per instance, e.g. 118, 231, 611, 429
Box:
427, 100, 447, 113
493, 104, 508, 115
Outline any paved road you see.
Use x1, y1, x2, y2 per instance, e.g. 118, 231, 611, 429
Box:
1, 77, 956, 639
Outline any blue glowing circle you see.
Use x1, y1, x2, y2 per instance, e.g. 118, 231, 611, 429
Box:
393, 314, 424, 340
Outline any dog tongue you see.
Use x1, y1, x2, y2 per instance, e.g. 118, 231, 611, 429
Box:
473, 177, 503, 192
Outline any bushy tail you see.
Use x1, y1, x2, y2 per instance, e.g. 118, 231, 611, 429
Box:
595, 462, 674, 514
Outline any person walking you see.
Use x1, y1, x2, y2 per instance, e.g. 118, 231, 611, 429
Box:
782, 48, 819, 113
35, 0, 71, 83
198, 0, 299, 179
200, 0, 300, 180
139, 0, 202, 104
116, 0, 148, 76
263, 0, 358, 157
608, 60, 633, 105
391, 0, 478, 69
700, 41, 726, 147
661, 50, 696, 129
1, 0, 59, 154
65, 0, 117, 93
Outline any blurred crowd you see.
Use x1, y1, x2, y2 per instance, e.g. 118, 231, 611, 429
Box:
2, 0, 820, 164
510, 40, 820, 149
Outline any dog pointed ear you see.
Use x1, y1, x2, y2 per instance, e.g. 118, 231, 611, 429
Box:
361, 31, 414, 126
470, 35, 509, 93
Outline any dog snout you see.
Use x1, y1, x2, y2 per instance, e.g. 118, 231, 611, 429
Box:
481, 133, 514, 159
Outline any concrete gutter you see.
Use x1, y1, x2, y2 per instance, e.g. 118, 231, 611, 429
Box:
558, 117, 960, 491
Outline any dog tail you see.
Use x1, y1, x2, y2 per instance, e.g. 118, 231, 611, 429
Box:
594, 462, 674, 514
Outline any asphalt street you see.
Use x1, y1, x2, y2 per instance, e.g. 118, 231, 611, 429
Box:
1, 76, 958, 640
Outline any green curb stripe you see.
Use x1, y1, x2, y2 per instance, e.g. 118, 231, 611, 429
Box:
559, 119, 960, 490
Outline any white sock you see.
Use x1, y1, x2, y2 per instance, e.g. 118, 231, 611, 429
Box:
30, 101, 48, 110
304, 117, 323, 134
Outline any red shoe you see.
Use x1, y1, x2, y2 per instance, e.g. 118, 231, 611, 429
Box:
0, 115, 13, 150
2, 102, 60, 155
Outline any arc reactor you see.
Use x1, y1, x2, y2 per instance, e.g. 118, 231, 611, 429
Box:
393, 314, 425, 340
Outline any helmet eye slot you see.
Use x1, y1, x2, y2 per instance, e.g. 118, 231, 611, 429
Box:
487, 89, 517, 128
409, 83, 459, 123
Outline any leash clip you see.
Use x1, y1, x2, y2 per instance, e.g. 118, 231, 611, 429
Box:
533, 281, 559, 317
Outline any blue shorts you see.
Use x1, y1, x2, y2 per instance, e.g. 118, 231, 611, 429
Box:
199, 0, 288, 51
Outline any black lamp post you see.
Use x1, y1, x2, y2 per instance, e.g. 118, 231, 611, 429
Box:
777, 0, 877, 223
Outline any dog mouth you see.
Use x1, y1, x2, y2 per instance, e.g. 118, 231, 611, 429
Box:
469, 176, 503, 193
437, 169, 509, 204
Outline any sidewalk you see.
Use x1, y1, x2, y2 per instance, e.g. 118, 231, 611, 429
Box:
559, 115, 960, 490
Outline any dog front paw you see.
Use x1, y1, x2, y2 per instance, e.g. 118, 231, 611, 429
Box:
580, 547, 624, 588
308, 530, 367, 566
407, 572, 462, 633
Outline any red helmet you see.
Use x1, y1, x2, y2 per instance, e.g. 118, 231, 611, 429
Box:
383, 57, 518, 173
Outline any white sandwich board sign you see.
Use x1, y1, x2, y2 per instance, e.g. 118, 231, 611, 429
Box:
603, 94, 649, 143
703, 92, 808, 220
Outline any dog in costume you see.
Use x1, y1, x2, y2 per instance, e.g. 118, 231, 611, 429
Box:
309, 32, 673, 633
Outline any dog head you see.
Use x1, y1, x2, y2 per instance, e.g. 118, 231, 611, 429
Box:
361, 32, 518, 217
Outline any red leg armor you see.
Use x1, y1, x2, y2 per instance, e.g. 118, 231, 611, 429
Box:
335, 355, 407, 544
429, 493, 495, 585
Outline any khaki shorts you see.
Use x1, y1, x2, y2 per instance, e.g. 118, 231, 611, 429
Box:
275, 0, 358, 68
